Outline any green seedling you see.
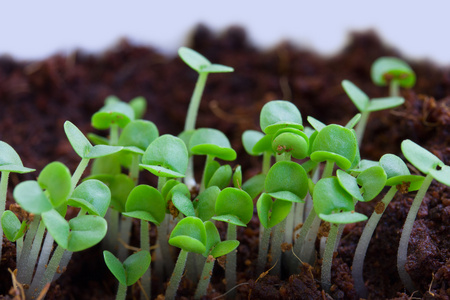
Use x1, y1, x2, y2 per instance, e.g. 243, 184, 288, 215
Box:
165, 216, 207, 300
194, 186, 220, 222
313, 176, 368, 292
194, 221, 239, 299
260, 100, 304, 134
342, 79, 404, 145
1, 210, 27, 261
104, 250, 151, 300
371, 56, 416, 97
352, 154, 424, 298
0, 141, 35, 256
397, 140, 449, 293
242, 130, 273, 175
212, 188, 253, 297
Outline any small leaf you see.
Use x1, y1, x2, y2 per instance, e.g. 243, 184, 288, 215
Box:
265, 161, 308, 202
118, 120, 159, 151
13, 181, 53, 214
366, 97, 405, 112
190, 128, 236, 161
233, 165, 242, 188
260, 100, 303, 134
307, 116, 326, 132
345, 114, 361, 129
214, 188, 253, 226
401, 139, 443, 174
169, 216, 207, 253
1, 211, 27, 241
38, 162, 72, 208
129, 96, 147, 119
319, 211, 368, 224
341, 80, 369, 112
103, 250, 127, 285
172, 191, 195, 217
195, 186, 220, 222
429, 165, 450, 186
201, 64, 234, 73
242, 130, 265, 156
42, 209, 70, 249
357, 166, 387, 201
178, 47, 211, 72
210, 240, 239, 258
91, 96, 135, 129
206, 164, 232, 190
0, 141, 35, 173
336, 170, 364, 202
242, 173, 266, 200
371, 57, 416, 88
123, 250, 151, 286
109, 174, 136, 212
124, 185, 165, 225
67, 215, 107, 252
204, 221, 221, 256
69, 179, 111, 217
64, 121, 93, 159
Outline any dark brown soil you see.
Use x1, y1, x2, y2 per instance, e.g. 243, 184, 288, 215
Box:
0, 24, 449, 299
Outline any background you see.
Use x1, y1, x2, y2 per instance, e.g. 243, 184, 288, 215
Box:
0, 1, 449, 64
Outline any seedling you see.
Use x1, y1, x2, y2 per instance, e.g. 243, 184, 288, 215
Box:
104, 250, 151, 300
397, 140, 449, 293
371, 56, 416, 97
342, 80, 404, 145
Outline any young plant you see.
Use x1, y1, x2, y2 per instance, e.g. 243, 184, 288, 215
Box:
371, 56, 416, 97
0, 141, 35, 256
178, 47, 233, 188
104, 250, 151, 300
341, 80, 404, 145
212, 187, 253, 297
165, 216, 207, 300
351, 154, 424, 297
397, 139, 449, 293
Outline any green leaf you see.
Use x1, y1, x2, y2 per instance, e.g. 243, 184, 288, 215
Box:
212, 214, 247, 227
371, 57, 416, 88
178, 47, 211, 72
210, 240, 239, 258
206, 164, 232, 190
252, 134, 274, 154
108, 174, 136, 212
233, 165, 242, 189
201, 64, 234, 73
260, 100, 303, 134
242, 173, 266, 199
87, 133, 109, 146
172, 191, 195, 217
91, 96, 135, 129
203, 160, 220, 188
91, 155, 122, 176
67, 215, 107, 252
265, 161, 308, 202
124, 185, 165, 225
256, 193, 271, 229
401, 139, 443, 174
0, 141, 35, 173
345, 114, 361, 129
86, 145, 123, 159
141, 135, 188, 178
118, 120, 159, 151
313, 177, 354, 217
257, 193, 292, 229
310, 124, 358, 170
123, 250, 151, 286
307, 116, 326, 132
341, 80, 369, 112
214, 188, 253, 226
1, 211, 27, 241
271, 130, 309, 159
189, 128, 236, 161
129, 96, 147, 119
103, 250, 127, 285
64, 121, 93, 159
204, 221, 221, 256
357, 166, 387, 201
13, 181, 53, 214
319, 211, 368, 224
336, 170, 364, 202
161, 180, 183, 202
68, 179, 111, 217
429, 165, 450, 186
366, 97, 405, 112
195, 186, 220, 222
42, 209, 70, 249
242, 130, 265, 156
38, 162, 72, 208
169, 216, 207, 253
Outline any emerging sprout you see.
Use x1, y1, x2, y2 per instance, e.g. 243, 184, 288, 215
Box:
371, 56, 416, 97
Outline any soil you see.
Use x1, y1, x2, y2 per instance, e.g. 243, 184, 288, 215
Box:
0, 24, 449, 299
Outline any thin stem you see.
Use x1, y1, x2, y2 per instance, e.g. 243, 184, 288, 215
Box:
129, 154, 140, 185
19, 219, 46, 285
165, 249, 188, 300
262, 151, 272, 175
104, 209, 119, 253
353, 186, 397, 298
298, 211, 321, 265
184, 156, 197, 189
184, 72, 209, 132
71, 158, 90, 194
110, 123, 120, 146
390, 79, 400, 97
270, 218, 286, 275
140, 220, 151, 300
16, 237, 23, 263
29, 233, 55, 293
397, 173, 433, 293
194, 256, 215, 299
32, 245, 65, 299
256, 226, 271, 276
16, 215, 40, 274
157, 215, 174, 276
322, 160, 335, 179
321, 222, 340, 293
118, 216, 133, 261
116, 283, 127, 300
200, 155, 215, 192
225, 223, 237, 298
0, 171, 10, 256
355, 111, 370, 147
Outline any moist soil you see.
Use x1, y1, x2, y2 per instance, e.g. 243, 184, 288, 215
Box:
0, 25, 449, 299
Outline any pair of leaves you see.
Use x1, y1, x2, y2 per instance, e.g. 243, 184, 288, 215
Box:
169, 216, 207, 253
336, 167, 386, 202
0, 141, 35, 174
123, 185, 166, 225
104, 250, 151, 286
178, 47, 234, 74
189, 128, 237, 161
371, 57, 416, 88
212, 188, 253, 227
203, 221, 239, 258
1, 211, 27, 242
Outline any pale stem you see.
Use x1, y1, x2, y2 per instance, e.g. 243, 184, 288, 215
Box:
116, 283, 127, 300
165, 249, 188, 300
110, 123, 119, 146
390, 79, 400, 97
70, 158, 90, 194
16, 237, 23, 263
20, 219, 46, 285
29, 233, 55, 293
157, 214, 174, 276
194, 256, 216, 299
118, 215, 133, 261
355, 111, 370, 147
321, 222, 340, 293
322, 160, 335, 178
256, 225, 271, 276
225, 223, 237, 298
129, 154, 140, 185
353, 186, 397, 298
200, 155, 215, 193
262, 151, 272, 175
32, 245, 65, 299
269, 217, 286, 275
16, 215, 40, 274
140, 220, 151, 300
397, 173, 433, 293
0, 171, 10, 256
184, 72, 209, 132
298, 211, 322, 265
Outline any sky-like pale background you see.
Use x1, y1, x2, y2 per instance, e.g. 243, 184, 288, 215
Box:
1, 1, 449, 64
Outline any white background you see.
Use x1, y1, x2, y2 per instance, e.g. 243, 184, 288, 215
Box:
1, 1, 449, 64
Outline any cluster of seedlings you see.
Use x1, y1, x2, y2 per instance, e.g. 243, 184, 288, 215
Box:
0, 48, 448, 299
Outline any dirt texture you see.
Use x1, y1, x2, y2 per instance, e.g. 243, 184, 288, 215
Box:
0, 25, 449, 299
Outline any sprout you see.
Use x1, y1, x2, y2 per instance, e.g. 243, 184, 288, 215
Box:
371, 57, 416, 97
104, 250, 151, 300
260, 100, 303, 134
397, 140, 449, 293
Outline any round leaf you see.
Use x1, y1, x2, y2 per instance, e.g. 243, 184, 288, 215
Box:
313, 177, 354, 217
69, 179, 111, 217
91, 96, 135, 129
129, 96, 147, 119
271, 131, 309, 159
13, 180, 53, 214
371, 57, 416, 88
38, 162, 72, 208
1, 211, 27, 241
169, 216, 207, 253
260, 100, 303, 134
118, 120, 159, 151
124, 185, 165, 225
214, 188, 253, 225
123, 250, 151, 286
190, 128, 236, 161
265, 161, 308, 202
0, 141, 35, 173
206, 164, 232, 190
195, 186, 220, 222
401, 139, 443, 174
242, 173, 266, 200
242, 130, 265, 156
357, 166, 387, 201
67, 215, 107, 252
42, 209, 70, 249
103, 250, 127, 285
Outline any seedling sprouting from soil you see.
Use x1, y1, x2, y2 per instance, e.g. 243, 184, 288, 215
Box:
371, 56, 416, 97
